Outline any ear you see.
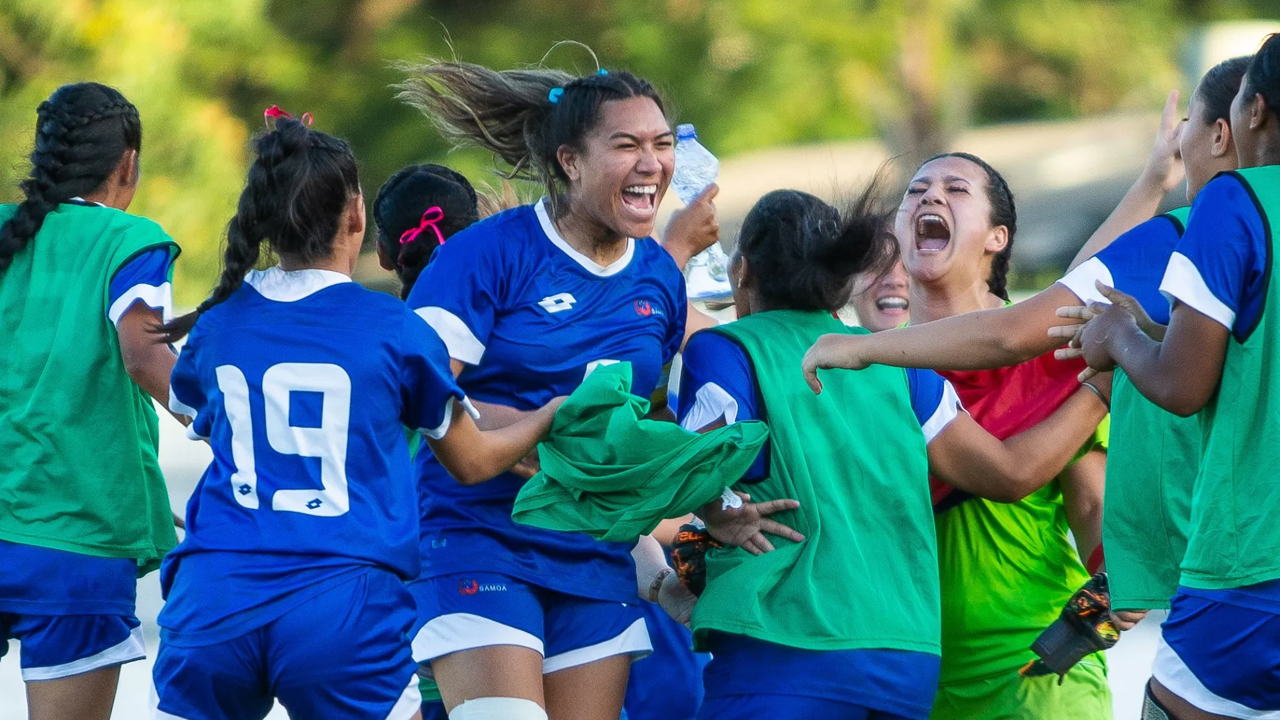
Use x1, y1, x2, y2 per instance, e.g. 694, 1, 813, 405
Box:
1211, 117, 1233, 158
347, 193, 366, 237
376, 240, 394, 271
557, 144, 582, 183
732, 253, 751, 289
116, 149, 140, 187
1249, 92, 1270, 131
985, 224, 1009, 255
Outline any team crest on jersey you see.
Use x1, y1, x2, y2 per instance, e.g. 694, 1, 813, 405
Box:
458, 579, 507, 595
634, 300, 663, 317
538, 292, 577, 314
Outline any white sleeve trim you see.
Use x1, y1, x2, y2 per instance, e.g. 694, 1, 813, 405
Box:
108, 282, 173, 326
168, 387, 198, 418
414, 306, 486, 365
1056, 256, 1115, 306
679, 382, 739, 431
921, 380, 962, 445
1159, 252, 1236, 330
418, 397, 470, 440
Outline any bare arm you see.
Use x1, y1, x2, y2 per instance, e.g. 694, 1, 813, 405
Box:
425, 398, 562, 485
1076, 301, 1227, 417
927, 385, 1108, 503
1060, 447, 1106, 565
118, 305, 185, 421
802, 284, 1082, 389
1067, 91, 1185, 271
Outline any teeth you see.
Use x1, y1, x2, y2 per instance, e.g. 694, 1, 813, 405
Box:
877, 297, 909, 310
918, 213, 945, 224
624, 185, 658, 194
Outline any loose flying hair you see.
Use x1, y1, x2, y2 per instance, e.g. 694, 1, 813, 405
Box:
373, 164, 480, 299
924, 152, 1017, 301
1197, 56, 1251, 124
0, 82, 141, 273
736, 175, 898, 312
396, 53, 665, 212
158, 117, 360, 342
1244, 33, 1280, 118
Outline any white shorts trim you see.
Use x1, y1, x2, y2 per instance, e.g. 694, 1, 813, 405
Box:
1152, 635, 1280, 719
22, 624, 145, 681
387, 675, 424, 720
542, 618, 652, 675
413, 613, 545, 668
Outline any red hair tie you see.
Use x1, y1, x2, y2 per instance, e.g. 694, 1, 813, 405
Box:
400, 206, 446, 247
263, 105, 314, 129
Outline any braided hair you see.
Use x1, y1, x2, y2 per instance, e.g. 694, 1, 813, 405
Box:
924, 152, 1017, 301
0, 83, 141, 273
373, 164, 480, 299
158, 117, 360, 342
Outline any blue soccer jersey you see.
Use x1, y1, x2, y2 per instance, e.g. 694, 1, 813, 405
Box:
160, 267, 468, 646
1058, 212, 1186, 325
407, 200, 687, 603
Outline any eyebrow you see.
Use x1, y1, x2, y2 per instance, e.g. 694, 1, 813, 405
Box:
909, 175, 972, 184
609, 131, 674, 142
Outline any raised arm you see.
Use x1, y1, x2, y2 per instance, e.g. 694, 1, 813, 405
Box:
926, 382, 1109, 503
1066, 90, 1185, 271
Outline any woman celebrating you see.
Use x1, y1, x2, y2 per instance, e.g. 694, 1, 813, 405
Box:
0, 83, 179, 720
1072, 36, 1280, 718
398, 59, 692, 720
811, 151, 1116, 718
680, 185, 1108, 720
149, 114, 557, 720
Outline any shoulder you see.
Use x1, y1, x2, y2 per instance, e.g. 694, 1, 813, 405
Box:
444, 203, 539, 252
1191, 172, 1259, 222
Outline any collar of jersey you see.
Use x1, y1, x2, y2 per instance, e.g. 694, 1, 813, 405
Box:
244, 266, 351, 302
535, 198, 635, 277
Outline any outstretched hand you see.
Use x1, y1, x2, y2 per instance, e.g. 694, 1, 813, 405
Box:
801, 334, 867, 394
703, 492, 805, 555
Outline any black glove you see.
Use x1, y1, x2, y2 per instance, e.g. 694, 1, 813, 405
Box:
1020, 572, 1120, 683
669, 523, 723, 597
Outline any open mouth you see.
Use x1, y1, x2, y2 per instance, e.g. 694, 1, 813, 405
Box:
621, 184, 658, 217
915, 213, 951, 252
875, 296, 909, 313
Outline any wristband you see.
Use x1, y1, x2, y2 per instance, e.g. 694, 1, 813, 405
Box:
1081, 380, 1109, 411
648, 567, 673, 603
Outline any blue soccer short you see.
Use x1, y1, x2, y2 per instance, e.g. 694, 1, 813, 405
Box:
152, 568, 420, 720
0, 613, 144, 682
1155, 587, 1280, 717
410, 572, 651, 676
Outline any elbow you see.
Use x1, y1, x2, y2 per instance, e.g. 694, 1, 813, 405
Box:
991, 466, 1041, 504
1160, 387, 1212, 418
451, 461, 494, 486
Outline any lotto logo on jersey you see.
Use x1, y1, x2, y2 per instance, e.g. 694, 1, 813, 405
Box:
458, 579, 508, 595
538, 292, 577, 314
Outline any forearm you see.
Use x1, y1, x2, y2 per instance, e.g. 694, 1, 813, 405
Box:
1103, 321, 1194, 415
864, 303, 1060, 371
1060, 448, 1106, 564
1068, 171, 1166, 271
469, 399, 534, 431
998, 390, 1106, 496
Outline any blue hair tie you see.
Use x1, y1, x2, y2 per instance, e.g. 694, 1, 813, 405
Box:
597, 68, 609, 76
548, 87, 564, 104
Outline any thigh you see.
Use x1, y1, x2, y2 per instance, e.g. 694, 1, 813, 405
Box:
545, 653, 632, 720
271, 569, 422, 720
699, 694, 872, 720
151, 631, 274, 720
27, 665, 120, 720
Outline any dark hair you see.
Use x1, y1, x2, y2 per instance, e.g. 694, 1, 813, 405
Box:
736, 178, 897, 312
397, 56, 665, 212
158, 117, 360, 342
0, 82, 141, 273
1244, 33, 1280, 118
923, 152, 1017, 301
1196, 56, 1252, 124
373, 164, 480, 299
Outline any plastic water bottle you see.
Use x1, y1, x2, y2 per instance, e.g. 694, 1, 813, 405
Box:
672, 124, 732, 300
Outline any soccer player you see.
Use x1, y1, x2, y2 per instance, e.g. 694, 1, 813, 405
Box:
681, 184, 1109, 720
1071, 35, 1280, 718
802, 58, 1249, 714
0, 82, 179, 720
149, 114, 559, 720
396, 59, 689, 720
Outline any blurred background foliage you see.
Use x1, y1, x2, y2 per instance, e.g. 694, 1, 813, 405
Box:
0, 0, 1274, 303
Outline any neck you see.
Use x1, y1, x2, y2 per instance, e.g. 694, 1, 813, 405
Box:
279, 251, 352, 277
1247, 131, 1280, 169
908, 275, 1003, 324
553, 199, 628, 266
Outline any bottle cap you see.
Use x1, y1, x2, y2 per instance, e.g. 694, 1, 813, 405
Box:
676, 123, 697, 141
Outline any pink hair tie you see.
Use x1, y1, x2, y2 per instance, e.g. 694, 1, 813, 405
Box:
263, 105, 313, 129
399, 206, 446, 247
